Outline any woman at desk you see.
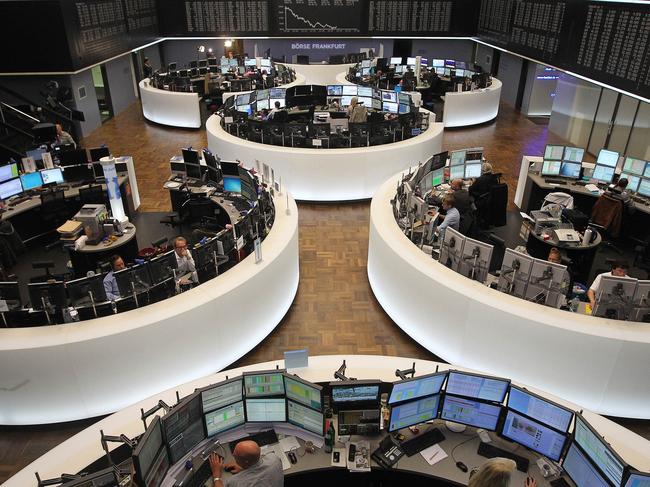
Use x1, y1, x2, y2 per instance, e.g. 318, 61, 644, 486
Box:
469, 458, 537, 487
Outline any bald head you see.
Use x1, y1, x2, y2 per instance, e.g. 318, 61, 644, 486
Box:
451, 179, 463, 190
233, 440, 261, 469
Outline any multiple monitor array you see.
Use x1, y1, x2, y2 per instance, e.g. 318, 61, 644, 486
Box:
541, 144, 650, 198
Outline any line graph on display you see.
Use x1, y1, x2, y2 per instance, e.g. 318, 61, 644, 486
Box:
275, 0, 362, 33
285, 7, 337, 30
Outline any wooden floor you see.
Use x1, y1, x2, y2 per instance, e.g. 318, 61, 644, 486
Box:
1, 102, 647, 484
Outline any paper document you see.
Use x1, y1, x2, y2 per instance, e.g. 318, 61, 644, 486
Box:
420, 444, 448, 465
347, 441, 371, 472
261, 444, 291, 471
279, 436, 301, 453
585, 184, 600, 193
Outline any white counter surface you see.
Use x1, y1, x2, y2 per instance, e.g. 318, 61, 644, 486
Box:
442, 78, 502, 127
139, 79, 202, 129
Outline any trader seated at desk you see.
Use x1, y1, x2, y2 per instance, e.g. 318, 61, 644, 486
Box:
605, 178, 635, 213
346, 97, 368, 123
469, 458, 537, 487
55, 123, 76, 148
433, 195, 460, 243
209, 440, 283, 487
469, 163, 499, 200
174, 236, 198, 286
103, 254, 125, 301
587, 260, 629, 309
450, 178, 473, 215
268, 101, 287, 122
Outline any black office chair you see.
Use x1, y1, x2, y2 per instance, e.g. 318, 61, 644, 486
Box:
79, 185, 106, 205
40, 188, 69, 233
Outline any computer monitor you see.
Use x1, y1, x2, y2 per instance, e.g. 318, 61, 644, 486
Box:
62, 164, 95, 183
220, 66, 229, 74
330, 380, 381, 405
58, 148, 88, 166
447, 165, 463, 180
563, 442, 611, 487
114, 264, 152, 296
620, 173, 641, 192
563, 147, 584, 163
592, 164, 615, 184
40, 167, 64, 185
390, 57, 402, 65
287, 399, 324, 435
507, 385, 574, 433
182, 148, 199, 165
284, 375, 322, 410
420, 57, 428, 66
388, 371, 447, 405
500, 409, 568, 461
560, 162, 581, 179
358, 96, 373, 108
398, 104, 410, 114
638, 179, 650, 198
544, 145, 564, 161
446, 371, 510, 403
205, 400, 245, 436
497, 248, 534, 298
148, 251, 177, 285
645, 162, 650, 178
431, 59, 444, 67
440, 394, 502, 430
383, 101, 398, 113
89, 147, 110, 161
243, 370, 285, 397
185, 163, 202, 180
381, 91, 397, 103
256, 99, 269, 110
361, 67, 370, 76
26, 148, 46, 164
574, 414, 627, 487
327, 85, 343, 96
260, 58, 271, 68
66, 274, 107, 306
28, 281, 66, 311
388, 394, 440, 432
201, 377, 243, 413
596, 149, 619, 167
162, 393, 205, 464
438, 227, 465, 272
464, 163, 482, 179
223, 176, 241, 193
0, 178, 23, 200
450, 150, 465, 166
406, 57, 416, 66
220, 161, 240, 177
457, 237, 493, 283
0, 163, 19, 183
524, 259, 570, 308
133, 416, 168, 487
341, 85, 357, 96
430, 168, 444, 187
624, 471, 650, 487
592, 275, 638, 320
20, 171, 43, 190
445, 59, 456, 67
541, 160, 561, 176
245, 397, 286, 422
0, 281, 21, 310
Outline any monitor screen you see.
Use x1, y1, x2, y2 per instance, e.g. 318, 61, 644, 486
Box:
574, 414, 626, 487
445, 59, 456, 67
342, 85, 358, 96
340, 95, 353, 106
260, 58, 272, 67
560, 162, 581, 179
361, 67, 370, 76
420, 57, 428, 66
406, 57, 416, 65
287, 400, 324, 435
26, 148, 46, 162
133, 417, 166, 487
361, 59, 371, 68
395, 65, 405, 74
205, 401, 245, 436
620, 173, 640, 192
455, 69, 465, 77
623, 157, 646, 176
41, 167, 64, 185
20, 171, 43, 190
500, 410, 567, 461
432, 59, 444, 67
245, 398, 286, 422
507, 385, 573, 432
245, 58, 257, 66
358, 96, 373, 108
446, 371, 510, 402
162, 393, 205, 464
182, 148, 199, 164
236, 93, 251, 105
388, 394, 440, 432
398, 104, 410, 114
358, 86, 373, 97
223, 176, 242, 193
256, 99, 269, 111
244, 371, 285, 397
625, 472, 650, 487
383, 101, 398, 113
331, 382, 380, 403
201, 378, 243, 413
327, 85, 343, 96
440, 395, 501, 430
382, 91, 397, 103
0, 178, 23, 200
185, 163, 202, 180
236, 103, 252, 115
388, 372, 447, 405
431, 168, 444, 187
0, 163, 19, 183
645, 162, 650, 178
390, 57, 402, 65
597, 149, 619, 167
221, 66, 230, 74
638, 179, 650, 197
563, 442, 611, 487
89, 147, 110, 161
563, 147, 584, 163
144, 447, 169, 487
542, 160, 561, 176
450, 150, 466, 166
284, 375, 322, 410
450, 165, 465, 180
544, 145, 565, 160
229, 58, 238, 67
592, 164, 615, 183
465, 163, 482, 179
436, 67, 445, 75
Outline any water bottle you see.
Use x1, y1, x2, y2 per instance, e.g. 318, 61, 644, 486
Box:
324, 421, 334, 453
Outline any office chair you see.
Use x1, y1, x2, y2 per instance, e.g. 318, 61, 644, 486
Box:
590, 193, 624, 254
247, 120, 264, 143
349, 123, 370, 147
40, 188, 68, 232
79, 185, 106, 206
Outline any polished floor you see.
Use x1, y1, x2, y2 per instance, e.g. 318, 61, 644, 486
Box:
0, 102, 647, 484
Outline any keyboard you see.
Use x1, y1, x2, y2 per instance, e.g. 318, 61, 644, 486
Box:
477, 442, 529, 472
229, 429, 278, 453
545, 178, 567, 185
8, 196, 30, 207
175, 459, 211, 487
400, 427, 446, 457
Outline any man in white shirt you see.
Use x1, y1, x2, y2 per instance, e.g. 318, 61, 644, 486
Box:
587, 261, 629, 308
209, 440, 283, 487
173, 236, 198, 285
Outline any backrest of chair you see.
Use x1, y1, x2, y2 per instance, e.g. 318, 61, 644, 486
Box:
489, 183, 508, 227
79, 185, 104, 205
591, 193, 623, 225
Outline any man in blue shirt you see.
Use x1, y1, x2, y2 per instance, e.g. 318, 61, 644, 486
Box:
103, 254, 125, 301
437, 195, 460, 241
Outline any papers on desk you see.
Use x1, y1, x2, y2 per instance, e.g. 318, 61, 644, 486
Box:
420, 444, 448, 466
279, 435, 301, 453
347, 441, 371, 472
260, 444, 291, 471
585, 184, 601, 193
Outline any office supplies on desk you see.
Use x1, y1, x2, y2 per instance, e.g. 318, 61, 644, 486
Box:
420, 444, 447, 466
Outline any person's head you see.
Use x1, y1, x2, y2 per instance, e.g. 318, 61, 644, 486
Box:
611, 260, 629, 277
350, 97, 358, 107
55, 123, 63, 135
274, 101, 281, 109
468, 458, 516, 487
110, 254, 125, 271
144, 57, 150, 65
616, 178, 628, 190
482, 162, 493, 175
174, 236, 188, 257
548, 247, 562, 264
442, 194, 455, 210
232, 440, 261, 469
451, 179, 463, 191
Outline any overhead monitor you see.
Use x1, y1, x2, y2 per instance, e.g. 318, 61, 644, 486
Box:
383, 101, 398, 113
358, 86, 373, 97
41, 167, 64, 185
284, 375, 322, 410
544, 145, 565, 161
597, 149, 619, 167
342, 85, 357, 96
431, 151, 447, 172
358, 96, 373, 108
507, 385, 574, 433
388, 371, 447, 405
201, 377, 243, 413
500, 410, 568, 461
260, 58, 271, 67
406, 57, 416, 65
542, 160, 561, 176
20, 171, 43, 190
625, 471, 650, 487
592, 165, 615, 184
182, 148, 199, 165
440, 394, 501, 431
574, 414, 627, 487
446, 371, 510, 403
398, 93, 410, 105
432, 59, 444, 67
465, 148, 483, 164
420, 57, 428, 66
390, 57, 402, 65
619, 173, 640, 192
445, 59, 456, 67
638, 179, 650, 198
161, 393, 205, 464
560, 162, 581, 179
243, 370, 285, 397
327, 85, 343, 96
0, 163, 19, 183
0, 178, 23, 200
208, 57, 218, 66
465, 163, 482, 179
450, 150, 466, 166
623, 157, 646, 176
563, 147, 584, 163
331, 381, 381, 404
132, 416, 168, 487
89, 146, 110, 161
562, 442, 611, 487
205, 401, 245, 436
223, 176, 241, 193
388, 394, 440, 432
245, 398, 286, 422
382, 91, 397, 103
287, 400, 324, 435
245, 58, 257, 67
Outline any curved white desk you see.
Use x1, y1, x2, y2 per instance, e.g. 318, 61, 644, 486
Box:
139, 79, 202, 129
442, 78, 502, 127
206, 112, 443, 201
221, 73, 307, 103
0, 192, 299, 425
368, 173, 650, 419
283, 63, 356, 85
5, 354, 649, 486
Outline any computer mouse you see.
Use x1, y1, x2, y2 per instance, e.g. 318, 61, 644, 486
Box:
288, 452, 297, 464
456, 461, 468, 473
